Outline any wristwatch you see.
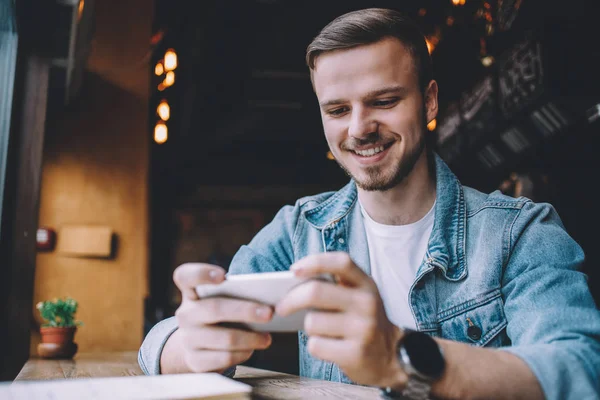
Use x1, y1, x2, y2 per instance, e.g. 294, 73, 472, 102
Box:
380, 329, 446, 400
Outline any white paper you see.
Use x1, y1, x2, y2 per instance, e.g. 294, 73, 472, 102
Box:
0, 372, 252, 400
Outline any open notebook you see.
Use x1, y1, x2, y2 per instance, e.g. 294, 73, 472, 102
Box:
0, 372, 252, 400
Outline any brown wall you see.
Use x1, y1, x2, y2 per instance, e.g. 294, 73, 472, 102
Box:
31, 0, 152, 353
31, 73, 149, 353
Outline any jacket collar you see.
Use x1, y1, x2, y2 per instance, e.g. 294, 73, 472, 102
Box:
302, 153, 467, 281
427, 153, 467, 281
303, 180, 358, 229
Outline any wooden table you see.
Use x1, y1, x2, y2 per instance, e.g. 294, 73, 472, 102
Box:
15, 351, 381, 399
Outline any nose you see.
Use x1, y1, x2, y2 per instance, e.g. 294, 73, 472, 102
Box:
348, 106, 377, 139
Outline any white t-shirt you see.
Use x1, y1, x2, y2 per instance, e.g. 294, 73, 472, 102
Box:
360, 201, 435, 330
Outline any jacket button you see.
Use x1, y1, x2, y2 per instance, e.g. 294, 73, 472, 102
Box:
338, 238, 345, 244
467, 325, 482, 341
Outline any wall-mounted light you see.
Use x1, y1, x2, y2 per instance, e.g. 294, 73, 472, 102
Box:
155, 62, 164, 76
426, 35, 440, 54
154, 122, 168, 144
164, 49, 178, 71
427, 118, 437, 131
426, 38, 434, 54
36, 227, 56, 252
326, 151, 335, 160
157, 100, 170, 121
164, 71, 175, 87
78, 0, 85, 22
481, 55, 495, 67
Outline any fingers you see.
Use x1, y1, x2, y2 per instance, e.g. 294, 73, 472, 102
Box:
276, 280, 353, 316
173, 263, 226, 300
290, 252, 372, 288
175, 296, 274, 373
174, 295, 274, 374
183, 349, 254, 373
176, 297, 273, 326
181, 325, 272, 351
303, 311, 373, 339
306, 336, 354, 366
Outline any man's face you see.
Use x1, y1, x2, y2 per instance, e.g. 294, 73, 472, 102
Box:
312, 37, 437, 191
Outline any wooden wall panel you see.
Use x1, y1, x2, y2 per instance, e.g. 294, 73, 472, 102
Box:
31, 72, 149, 353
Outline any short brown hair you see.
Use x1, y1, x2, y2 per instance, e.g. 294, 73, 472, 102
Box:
306, 8, 433, 93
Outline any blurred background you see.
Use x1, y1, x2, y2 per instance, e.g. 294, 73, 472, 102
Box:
1, 0, 598, 380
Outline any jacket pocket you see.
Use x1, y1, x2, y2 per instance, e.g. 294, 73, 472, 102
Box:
437, 289, 508, 347
298, 330, 334, 380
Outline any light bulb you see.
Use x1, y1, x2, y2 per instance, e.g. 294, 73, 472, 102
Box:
427, 119, 437, 131
157, 100, 170, 121
154, 123, 168, 144
164, 49, 178, 71
155, 62, 164, 76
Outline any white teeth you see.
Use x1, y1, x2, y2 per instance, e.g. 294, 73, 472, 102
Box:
354, 145, 385, 157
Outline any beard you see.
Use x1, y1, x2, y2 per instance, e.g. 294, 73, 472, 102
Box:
334, 119, 428, 192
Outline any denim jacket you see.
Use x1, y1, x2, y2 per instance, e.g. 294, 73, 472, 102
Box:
139, 154, 600, 399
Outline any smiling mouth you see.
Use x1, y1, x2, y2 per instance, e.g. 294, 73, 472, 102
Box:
350, 142, 394, 157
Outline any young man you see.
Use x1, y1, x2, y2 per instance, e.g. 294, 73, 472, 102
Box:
139, 8, 600, 400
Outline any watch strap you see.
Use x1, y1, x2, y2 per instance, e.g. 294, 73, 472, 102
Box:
380, 328, 441, 400
381, 373, 432, 400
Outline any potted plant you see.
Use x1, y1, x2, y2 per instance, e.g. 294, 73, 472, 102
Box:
36, 297, 83, 359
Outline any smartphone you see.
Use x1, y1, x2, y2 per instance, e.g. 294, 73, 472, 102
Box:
195, 270, 334, 332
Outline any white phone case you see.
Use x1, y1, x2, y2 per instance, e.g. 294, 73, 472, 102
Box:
195, 271, 334, 332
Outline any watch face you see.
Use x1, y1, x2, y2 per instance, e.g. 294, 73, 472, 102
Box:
403, 331, 445, 379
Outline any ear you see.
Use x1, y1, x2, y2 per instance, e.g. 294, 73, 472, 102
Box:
424, 80, 439, 124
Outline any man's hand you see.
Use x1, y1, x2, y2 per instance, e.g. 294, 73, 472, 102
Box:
276, 252, 407, 389
161, 263, 274, 374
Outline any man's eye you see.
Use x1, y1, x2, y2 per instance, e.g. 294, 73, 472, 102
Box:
373, 98, 399, 107
327, 107, 348, 116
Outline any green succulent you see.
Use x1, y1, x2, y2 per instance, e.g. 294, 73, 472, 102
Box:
36, 297, 83, 328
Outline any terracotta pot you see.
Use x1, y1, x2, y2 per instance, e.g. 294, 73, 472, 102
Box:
40, 326, 77, 344
38, 327, 78, 359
